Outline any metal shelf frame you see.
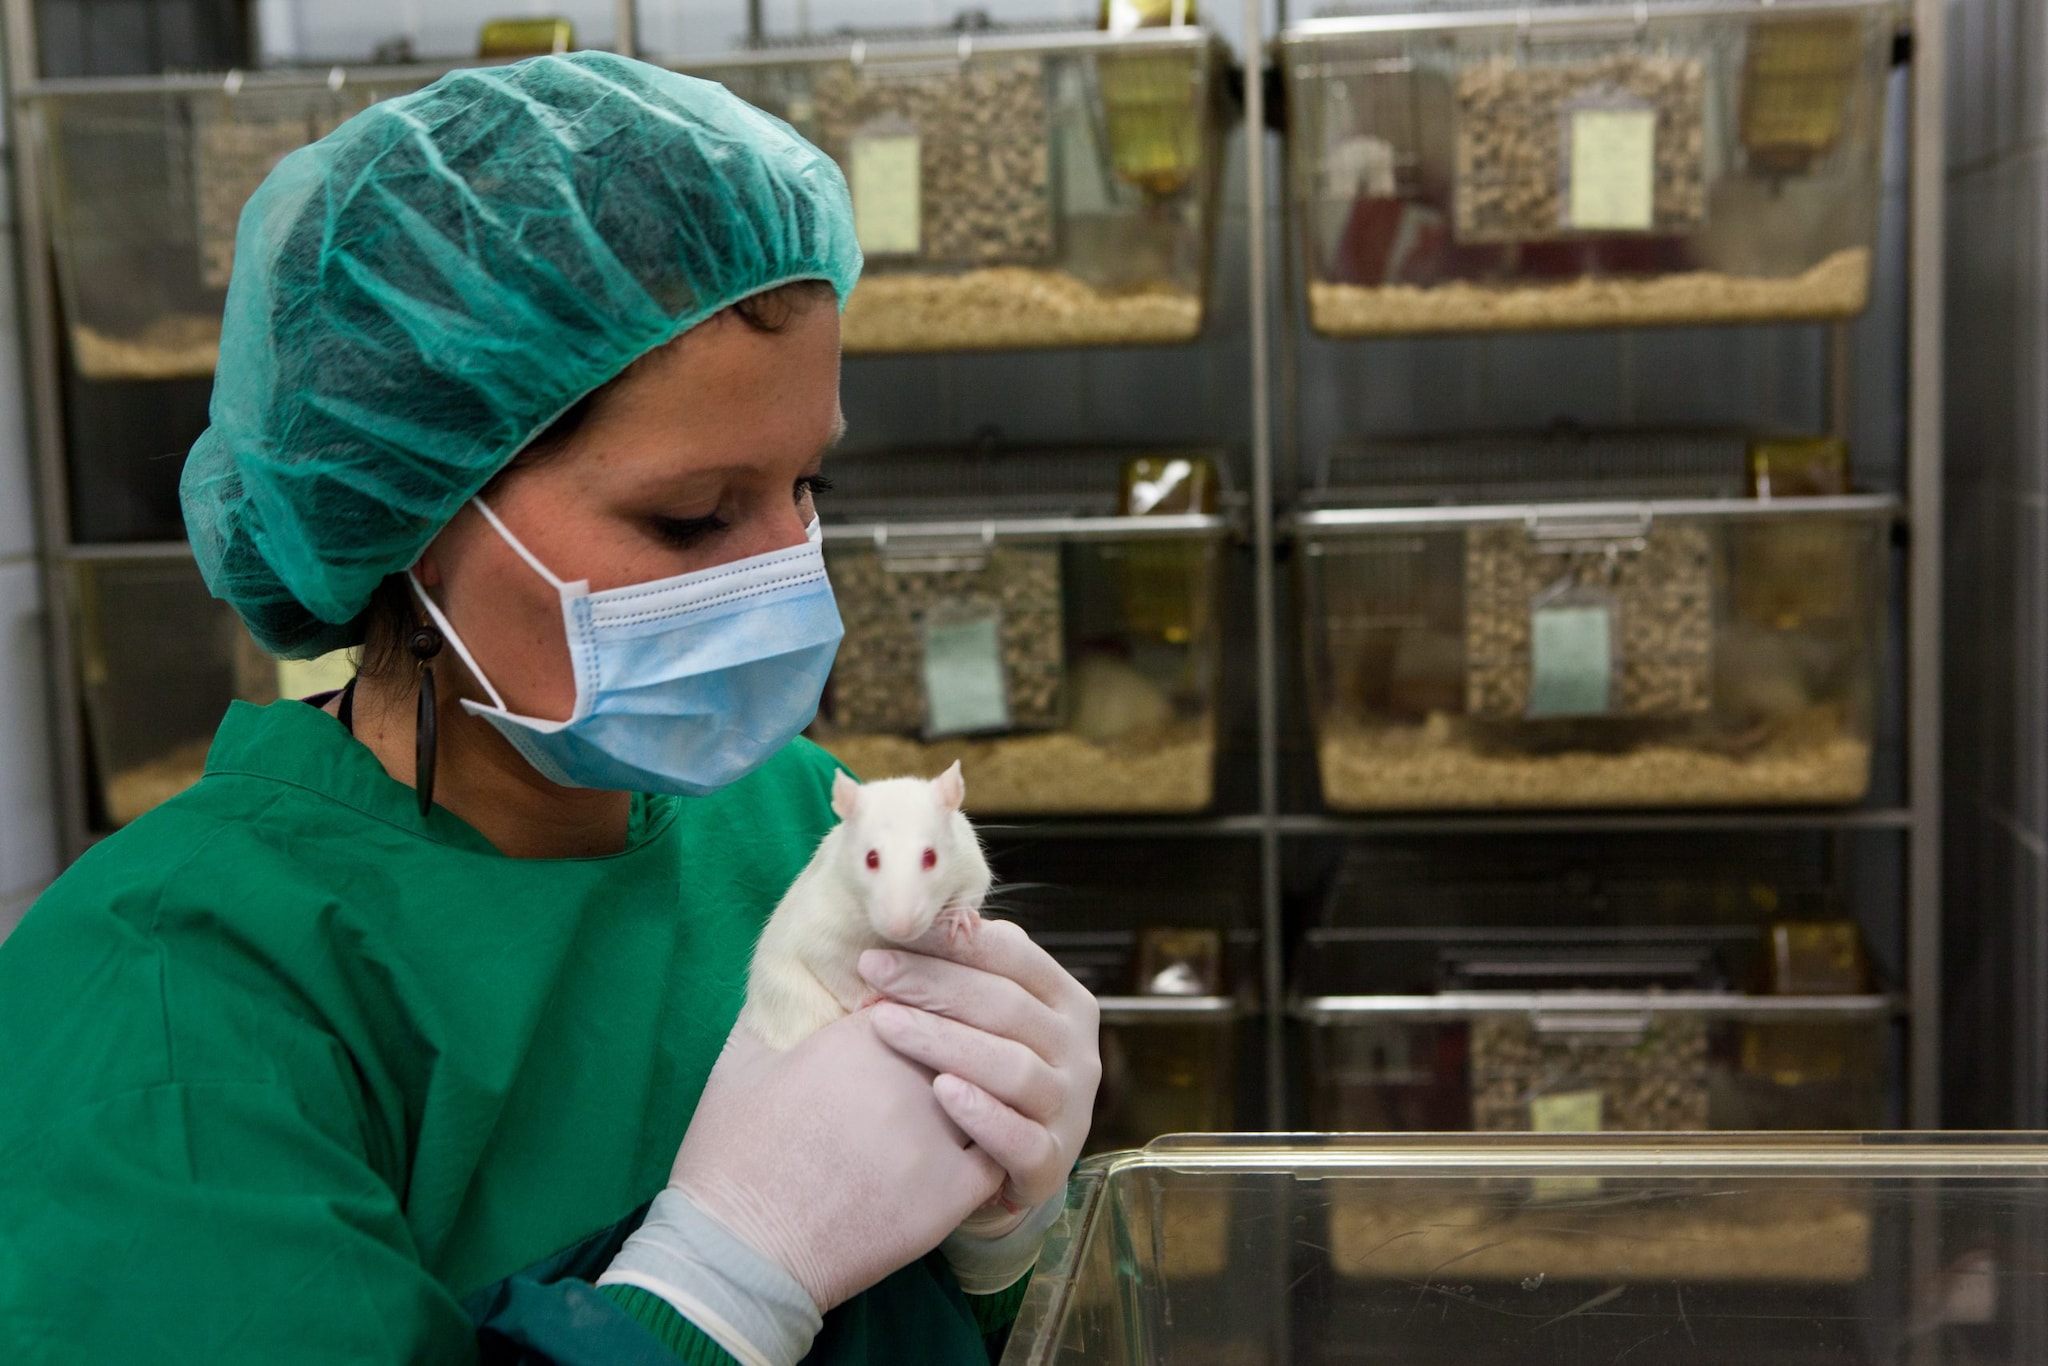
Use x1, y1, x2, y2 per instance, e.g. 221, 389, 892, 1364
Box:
1253, 0, 1945, 1128
0, 0, 1942, 1130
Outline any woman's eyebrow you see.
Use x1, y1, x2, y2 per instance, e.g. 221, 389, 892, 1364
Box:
645, 417, 848, 486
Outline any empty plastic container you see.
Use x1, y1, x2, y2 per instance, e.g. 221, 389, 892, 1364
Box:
1003, 1134, 2048, 1363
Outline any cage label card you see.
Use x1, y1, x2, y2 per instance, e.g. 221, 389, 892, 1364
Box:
1527, 603, 1615, 718
850, 130, 922, 256
921, 611, 1010, 737
1530, 1088, 1606, 1202
1567, 106, 1657, 231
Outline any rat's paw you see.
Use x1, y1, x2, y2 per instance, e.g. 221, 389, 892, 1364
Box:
940, 903, 981, 948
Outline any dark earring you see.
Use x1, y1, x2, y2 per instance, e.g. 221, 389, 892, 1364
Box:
410, 626, 444, 817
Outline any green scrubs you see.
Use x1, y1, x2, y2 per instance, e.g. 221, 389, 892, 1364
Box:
0, 700, 1017, 1364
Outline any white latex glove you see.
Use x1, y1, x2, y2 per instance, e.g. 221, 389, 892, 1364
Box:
858, 917, 1102, 1235
663, 1010, 1006, 1314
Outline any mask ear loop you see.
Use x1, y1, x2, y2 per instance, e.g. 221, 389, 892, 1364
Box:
473, 496, 582, 590
401, 500, 569, 818
409, 571, 511, 713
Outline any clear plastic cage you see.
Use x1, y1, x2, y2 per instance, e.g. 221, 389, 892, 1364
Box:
1294, 927, 1892, 1132
1004, 1134, 2048, 1365
1293, 431, 1895, 809
681, 25, 1229, 353
1045, 928, 1258, 1154
1280, 0, 1897, 336
32, 69, 436, 381
71, 557, 278, 827
812, 446, 1235, 814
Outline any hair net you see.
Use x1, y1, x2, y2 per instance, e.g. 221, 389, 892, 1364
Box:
180, 51, 861, 658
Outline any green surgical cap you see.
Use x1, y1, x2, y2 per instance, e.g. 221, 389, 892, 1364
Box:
181, 51, 862, 658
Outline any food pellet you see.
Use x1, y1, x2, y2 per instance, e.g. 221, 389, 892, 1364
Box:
811, 57, 1052, 267
1465, 522, 1714, 720
194, 112, 347, 289
1455, 53, 1707, 242
1469, 1015, 1710, 1131
826, 546, 1064, 736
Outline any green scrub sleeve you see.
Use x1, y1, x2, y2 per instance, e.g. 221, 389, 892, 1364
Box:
472, 1199, 1030, 1366
598, 1287, 742, 1365
591, 1270, 1033, 1365
593, 1280, 1032, 1365
461, 1199, 730, 1365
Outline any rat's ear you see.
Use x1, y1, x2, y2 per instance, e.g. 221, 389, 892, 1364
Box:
934, 761, 965, 813
831, 769, 862, 821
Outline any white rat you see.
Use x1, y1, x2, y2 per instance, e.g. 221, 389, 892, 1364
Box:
741, 761, 993, 1051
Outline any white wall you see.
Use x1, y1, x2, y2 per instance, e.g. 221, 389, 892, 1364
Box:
0, 58, 60, 943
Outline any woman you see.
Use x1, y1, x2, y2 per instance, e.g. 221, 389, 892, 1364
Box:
0, 53, 1099, 1366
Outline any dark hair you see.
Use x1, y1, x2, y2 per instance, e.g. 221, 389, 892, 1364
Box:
352, 278, 837, 679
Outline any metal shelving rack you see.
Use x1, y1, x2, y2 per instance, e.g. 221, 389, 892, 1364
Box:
1, 0, 1943, 1127
1238, 0, 1946, 1129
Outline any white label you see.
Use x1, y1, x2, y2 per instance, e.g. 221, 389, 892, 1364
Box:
1527, 604, 1614, 718
1568, 107, 1657, 232
1530, 1088, 1604, 1132
850, 132, 922, 256
1529, 1089, 1605, 1202
921, 612, 1009, 737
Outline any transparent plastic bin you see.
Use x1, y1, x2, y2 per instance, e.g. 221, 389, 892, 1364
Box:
1293, 928, 1892, 1132
812, 447, 1234, 815
31, 68, 437, 381
71, 556, 280, 827
1045, 929, 1258, 1155
680, 25, 1228, 353
1004, 1134, 2048, 1362
1280, 0, 1897, 336
1293, 433, 1896, 810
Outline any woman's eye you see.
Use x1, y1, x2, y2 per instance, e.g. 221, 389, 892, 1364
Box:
649, 513, 729, 550
795, 473, 835, 505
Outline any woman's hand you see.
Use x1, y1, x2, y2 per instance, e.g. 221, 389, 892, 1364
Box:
662, 1010, 1005, 1312
858, 917, 1102, 1221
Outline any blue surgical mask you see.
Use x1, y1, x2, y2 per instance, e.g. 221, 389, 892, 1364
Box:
409, 498, 844, 797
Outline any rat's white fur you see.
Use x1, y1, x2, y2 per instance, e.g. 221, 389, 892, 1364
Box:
741, 762, 991, 1050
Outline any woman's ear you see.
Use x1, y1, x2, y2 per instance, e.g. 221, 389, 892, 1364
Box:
412, 543, 443, 589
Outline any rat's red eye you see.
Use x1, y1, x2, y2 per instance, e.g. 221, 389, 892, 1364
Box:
865, 850, 880, 871
922, 848, 937, 871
